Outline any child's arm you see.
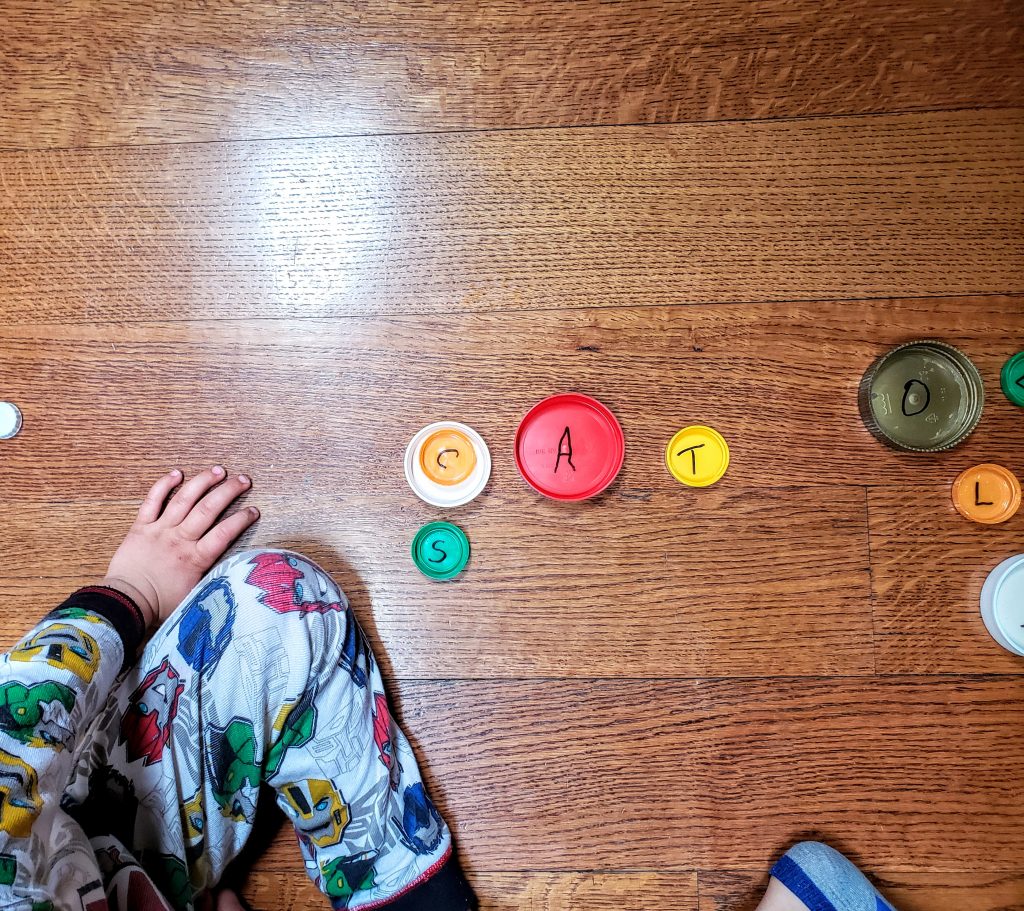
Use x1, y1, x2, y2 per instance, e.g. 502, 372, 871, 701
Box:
0, 467, 258, 897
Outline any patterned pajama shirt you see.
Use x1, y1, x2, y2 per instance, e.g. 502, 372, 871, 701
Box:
0, 548, 476, 911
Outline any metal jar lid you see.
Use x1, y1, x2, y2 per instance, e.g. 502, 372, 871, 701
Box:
859, 341, 984, 452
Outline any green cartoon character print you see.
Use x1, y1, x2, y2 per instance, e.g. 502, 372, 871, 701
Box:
207, 718, 261, 821
320, 853, 376, 905
0, 680, 76, 751
0, 852, 15, 885
265, 689, 316, 778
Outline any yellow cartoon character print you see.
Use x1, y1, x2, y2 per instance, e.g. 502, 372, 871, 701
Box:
282, 778, 350, 848
11, 623, 101, 683
0, 748, 42, 838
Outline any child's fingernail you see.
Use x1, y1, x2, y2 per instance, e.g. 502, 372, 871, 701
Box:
249, 506, 260, 517
212, 465, 224, 476
169, 469, 181, 477
238, 474, 250, 485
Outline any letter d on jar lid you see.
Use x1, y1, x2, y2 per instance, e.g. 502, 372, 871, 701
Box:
859, 341, 983, 452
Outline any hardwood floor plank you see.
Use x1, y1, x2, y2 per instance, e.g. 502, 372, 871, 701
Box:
3, 0, 1022, 148
867, 871, 1024, 911
697, 871, 771, 911
697, 869, 1024, 911
869, 486, 1024, 675
0, 484, 873, 678
249, 677, 1024, 872
0, 299, 1019, 499
241, 870, 699, 911
1, 111, 1022, 322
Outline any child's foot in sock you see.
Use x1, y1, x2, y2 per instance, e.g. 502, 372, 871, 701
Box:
762, 841, 897, 911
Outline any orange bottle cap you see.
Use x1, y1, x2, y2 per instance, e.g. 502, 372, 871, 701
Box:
419, 428, 477, 486
404, 421, 491, 507
952, 463, 1022, 525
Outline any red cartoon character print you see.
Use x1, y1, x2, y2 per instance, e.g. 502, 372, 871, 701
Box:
119, 658, 185, 766
372, 693, 400, 791
246, 553, 346, 614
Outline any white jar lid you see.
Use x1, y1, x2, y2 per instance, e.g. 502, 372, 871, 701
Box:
404, 421, 491, 508
980, 554, 1024, 657
0, 402, 22, 440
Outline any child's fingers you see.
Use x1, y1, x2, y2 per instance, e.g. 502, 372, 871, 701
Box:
161, 466, 228, 525
136, 470, 182, 523
196, 506, 260, 564
179, 474, 252, 540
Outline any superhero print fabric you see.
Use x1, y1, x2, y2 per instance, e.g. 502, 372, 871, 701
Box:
0, 549, 461, 911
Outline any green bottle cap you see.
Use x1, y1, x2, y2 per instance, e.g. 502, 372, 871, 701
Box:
859, 341, 984, 452
411, 522, 470, 580
1000, 351, 1024, 407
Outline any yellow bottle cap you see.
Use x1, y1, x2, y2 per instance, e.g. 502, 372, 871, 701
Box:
952, 463, 1022, 524
666, 425, 730, 487
419, 428, 477, 486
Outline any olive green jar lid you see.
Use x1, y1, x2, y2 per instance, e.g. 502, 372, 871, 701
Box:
859, 341, 984, 452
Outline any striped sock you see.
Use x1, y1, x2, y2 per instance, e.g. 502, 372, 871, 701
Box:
770, 842, 897, 911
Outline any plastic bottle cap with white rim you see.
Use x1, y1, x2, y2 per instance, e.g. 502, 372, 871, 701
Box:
404, 421, 491, 507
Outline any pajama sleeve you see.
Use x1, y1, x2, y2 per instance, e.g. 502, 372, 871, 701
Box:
0, 586, 145, 893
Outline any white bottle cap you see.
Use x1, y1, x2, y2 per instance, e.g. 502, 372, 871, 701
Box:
0, 402, 22, 440
980, 554, 1024, 657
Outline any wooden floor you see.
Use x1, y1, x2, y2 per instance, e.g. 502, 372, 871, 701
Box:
1, 2, 1022, 908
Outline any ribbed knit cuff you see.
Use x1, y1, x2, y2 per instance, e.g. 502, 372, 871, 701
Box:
49, 586, 146, 673
361, 850, 477, 911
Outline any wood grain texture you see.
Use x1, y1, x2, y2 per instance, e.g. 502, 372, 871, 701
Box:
240, 867, 1024, 910
869, 486, 1024, 675
0, 488, 874, 678
246, 677, 1024, 873
2, 0, 1022, 148
697, 869, 1024, 911
2, 300, 1020, 677
2, 7, 1022, 899
242, 871, 699, 911
0, 299, 1019, 498
1, 110, 1022, 322
867, 871, 1024, 911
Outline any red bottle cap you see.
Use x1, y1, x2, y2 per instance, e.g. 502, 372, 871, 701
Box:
514, 394, 625, 501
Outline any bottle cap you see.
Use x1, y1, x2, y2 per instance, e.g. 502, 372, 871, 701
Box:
665, 425, 730, 487
0, 402, 22, 440
980, 554, 1024, 656
859, 341, 984, 452
1000, 351, 1024, 407
951, 463, 1022, 524
411, 522, 470, 580
404, 422, 490, 507
514, 394, 625, 501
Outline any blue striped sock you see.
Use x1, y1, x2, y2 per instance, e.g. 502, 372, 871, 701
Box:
770, 842, 897, 911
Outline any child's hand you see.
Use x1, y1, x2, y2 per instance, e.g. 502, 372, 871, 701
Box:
102, 467, 260, 630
